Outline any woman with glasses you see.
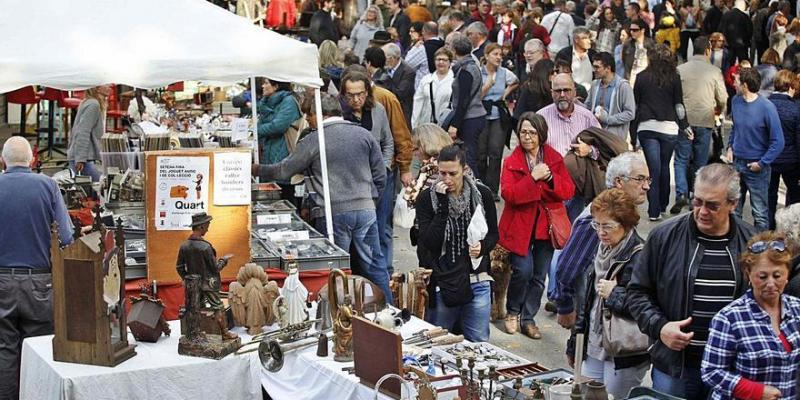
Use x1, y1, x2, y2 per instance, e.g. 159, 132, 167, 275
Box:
498, 112, 575, 339
566, 188, 650, 399
411, 48, 454, 129
702, 231, 800, 400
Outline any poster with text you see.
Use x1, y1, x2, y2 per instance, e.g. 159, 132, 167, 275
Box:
155, 156, 210, 230
213, 152, 251, 205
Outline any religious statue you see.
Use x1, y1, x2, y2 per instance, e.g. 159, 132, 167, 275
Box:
281, 264, 309, 325
333, 300, 354, 362
176, 212, 241, 359
229, 263, 280, 335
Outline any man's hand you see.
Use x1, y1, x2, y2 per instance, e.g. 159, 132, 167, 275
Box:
762, 386, 782, 400
400, 171, 414, 187
469, 242, 481, 258
558, 311, 576, 329
684, 127, 694, 141
570, 138, 591, 157
660, 317, 694, 351
747, 161, 762, 172
725, 148, 733, 163
75, 161, 85, 173
251, 164, 261, 177
531, 163, 551, 181
448, 126, 458, 140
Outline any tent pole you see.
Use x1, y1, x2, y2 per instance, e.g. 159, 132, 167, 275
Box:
250, 77, 260, 182
314, 88, 334, 243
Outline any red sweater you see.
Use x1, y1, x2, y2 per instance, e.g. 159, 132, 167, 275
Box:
732, 332, 792, 400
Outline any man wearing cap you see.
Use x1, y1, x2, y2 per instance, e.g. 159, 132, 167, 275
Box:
0, 137, 74, 399
176, 212, 236, 340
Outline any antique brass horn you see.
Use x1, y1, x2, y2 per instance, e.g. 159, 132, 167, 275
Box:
258, 330, 332, 372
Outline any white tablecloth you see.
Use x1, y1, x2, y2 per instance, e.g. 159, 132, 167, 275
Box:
19, 321, 260, 400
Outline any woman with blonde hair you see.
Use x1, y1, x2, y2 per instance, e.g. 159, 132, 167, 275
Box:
67, 84, 112, 182
349, 5, 384, 61
319, 40, 345, 92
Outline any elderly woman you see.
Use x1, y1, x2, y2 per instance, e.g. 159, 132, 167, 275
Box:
498, 112, 575, 339
702, 231, 800, 400
416, 143, 498, 342
775, 204, 800, 297
349, 5, 384, 62
566, 188, 650, 399
411, 48, 454, 129
67, 84, 112, 182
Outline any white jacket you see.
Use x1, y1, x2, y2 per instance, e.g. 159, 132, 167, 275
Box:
411, 70, 454, 129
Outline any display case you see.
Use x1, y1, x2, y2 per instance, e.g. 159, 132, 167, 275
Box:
271, 238, 350, 271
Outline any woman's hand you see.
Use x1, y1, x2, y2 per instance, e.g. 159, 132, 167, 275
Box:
469, 242, 481, 258
596, 279, 617, 299
762, 386, 782, 400
531, 164, 551, 181
434, 181, 448, 195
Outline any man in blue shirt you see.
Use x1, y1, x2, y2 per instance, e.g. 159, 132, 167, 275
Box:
726, 67, 785, 231
0, 137, 73, 399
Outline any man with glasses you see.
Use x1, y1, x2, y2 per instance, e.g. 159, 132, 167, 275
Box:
517, 38, 547, 84
554, 152, 650, 329
555, 27, 597, 92
586, 51, 635, 141
627, 163, 757, 399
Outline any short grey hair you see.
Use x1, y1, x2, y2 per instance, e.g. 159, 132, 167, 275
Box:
776, 204, 800, 241
605, 152, 646, 188
382, 43, 402, 60
451, 35, 473, 56
1, 137, 33, 168
524, 38, 545, 52
492, 0, 509, 6
565, 0, 576, 12
313, 93, 343, 117
465, 21, 489, 37
573, 26, 591, 38
695, 163, 741, 202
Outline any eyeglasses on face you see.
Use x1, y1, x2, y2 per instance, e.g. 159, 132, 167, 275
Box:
519, 129, 537, 138
691, 197, 725, 212
590, 220, 621, 232
345, 91, 367, 100
748, 240, 786, 254
622, 175, 652, 185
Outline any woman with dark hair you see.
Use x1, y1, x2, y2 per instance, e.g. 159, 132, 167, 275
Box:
702, 231, 800, 400
498, 112, 575, 339
513, 59, 555, 118
767, 70, 800, 229
588, 6, 622, 54
633, 44, 689, 221
566, 188, 650, 399
416, 143, 498, 342
257, 79, 302, 201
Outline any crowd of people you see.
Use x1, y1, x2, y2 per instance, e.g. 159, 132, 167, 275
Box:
278, 0, 800, 397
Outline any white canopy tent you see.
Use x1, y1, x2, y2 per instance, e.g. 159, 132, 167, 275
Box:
0, 0, 337, 241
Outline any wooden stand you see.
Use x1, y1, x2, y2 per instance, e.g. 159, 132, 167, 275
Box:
352, 316, 403, 399
51, 223, 137, 367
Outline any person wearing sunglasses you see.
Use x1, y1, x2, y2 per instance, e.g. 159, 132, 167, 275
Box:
702, 231, 800, 400
627, 163, 757, 399
565, 188, 650, 399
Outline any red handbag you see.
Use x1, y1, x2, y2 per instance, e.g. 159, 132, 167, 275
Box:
544, 203, 571, 250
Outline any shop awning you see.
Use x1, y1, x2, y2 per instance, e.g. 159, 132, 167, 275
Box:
0, 0, 322, 93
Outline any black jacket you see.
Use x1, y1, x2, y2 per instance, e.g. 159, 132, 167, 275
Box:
767, 92, 800, 165
309, 9, 339, 46
389, 10, 412, 50
389, 61, 416, 127
423, 38, 445, 73
626, 214, 757, 378
567, 231, 649, 369
555, 47, 597, 67
176, 236, 226, 291
702, 5, 723, 35
633, 68, 689, 130
719, 8, 752, 48
622, 37, 655, 81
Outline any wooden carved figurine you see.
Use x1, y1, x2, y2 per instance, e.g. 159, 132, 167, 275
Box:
229, 263, 280, 334
328, 268, 354, 362
389, 273, 405, 309
489, 245, 511, 321
410, 269, 432, 320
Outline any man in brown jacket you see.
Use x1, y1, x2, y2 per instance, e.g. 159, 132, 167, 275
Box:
670, 36, 728, 214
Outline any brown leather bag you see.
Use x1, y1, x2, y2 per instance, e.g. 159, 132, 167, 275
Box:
543, 203, 571, 249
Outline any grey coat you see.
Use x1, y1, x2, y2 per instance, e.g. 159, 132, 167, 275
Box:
67, 98, 104, 163
368, 103, 395, 170
585, 76, 636, 140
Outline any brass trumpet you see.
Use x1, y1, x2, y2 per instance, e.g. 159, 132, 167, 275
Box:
257, 329, 332, 372
235, 319, 320, 355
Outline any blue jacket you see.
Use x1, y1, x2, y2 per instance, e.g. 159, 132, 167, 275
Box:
768, 92, 800, 165
257, 90, 301, 167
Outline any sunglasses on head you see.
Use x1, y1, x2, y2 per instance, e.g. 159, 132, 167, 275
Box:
748, 240, 786, 254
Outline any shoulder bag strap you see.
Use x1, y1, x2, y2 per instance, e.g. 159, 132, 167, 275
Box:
429, 81, 437, 123
548, 12, 562, 36
604, 243, 644, 280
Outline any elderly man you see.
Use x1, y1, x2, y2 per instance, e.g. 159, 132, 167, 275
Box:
0, 137, 74, 398
252, 93, 392, 304
537, 73, 601, 158
517, 38, 547, 84
541, 0, 576, 58
671, 36, 728, 214
553, 152, 649, 328
447, 11, 469, 33
383, 43, 416, 126
627, 164, 756, 398
586, 51, 635, 141
555, 27, 596, 91
466, 21, 491, 61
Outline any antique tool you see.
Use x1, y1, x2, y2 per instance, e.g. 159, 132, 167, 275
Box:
257, 329, 332, 372
235, 319, 320, 354
418, 334, 464, 349
403, 327, 448, 345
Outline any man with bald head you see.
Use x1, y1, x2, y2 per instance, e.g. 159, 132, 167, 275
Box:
0, 137, 74, 398
537, 73, 601, 158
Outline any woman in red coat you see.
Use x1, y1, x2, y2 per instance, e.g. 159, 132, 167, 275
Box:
498, 112, 574, 339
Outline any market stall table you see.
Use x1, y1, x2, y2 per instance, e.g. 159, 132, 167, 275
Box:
19, 321, 260, 400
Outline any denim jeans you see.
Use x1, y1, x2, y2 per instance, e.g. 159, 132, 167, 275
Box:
583, 356, 649, 400
639, 130, 677, 219
376, 168, 396, 275
429, 281, 491, 342
768, 162, 800, 229
651, 366, 709, 399
477, 118, 505, 194
734, 158, 771, 231
507, 240, 554, 326
673, 126, 712, 197
314, 210, 393, 304
458, 116, 487, 176
68, 159, 102, 182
